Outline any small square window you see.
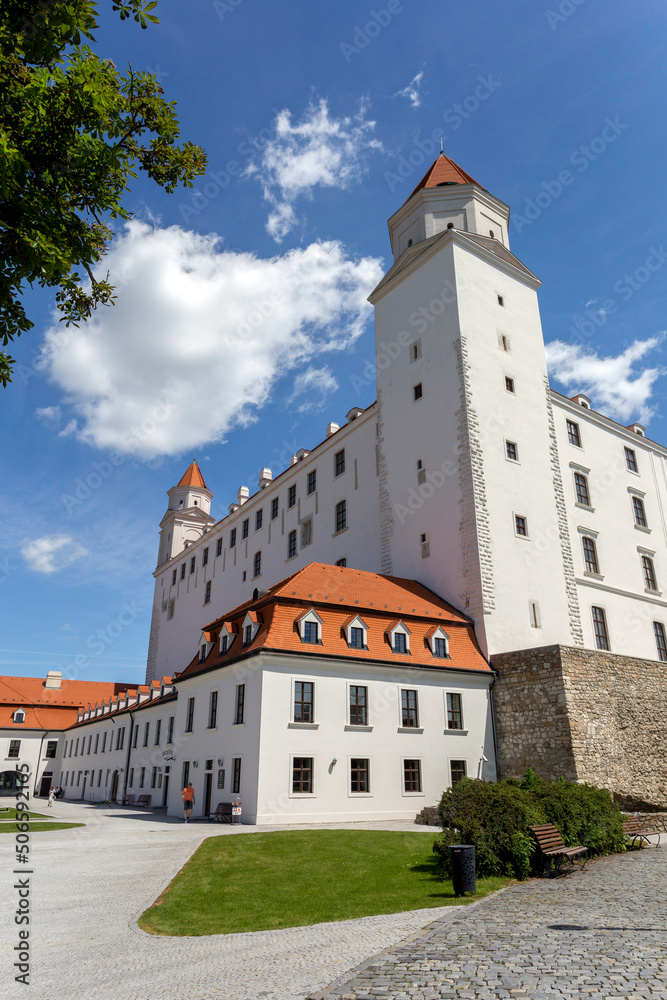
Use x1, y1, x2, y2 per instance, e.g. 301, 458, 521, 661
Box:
307, 470, 317, 495
515, 515, 528, 537
288, 485, 297, 507
413, 383, 423, 401
242, 518, 249, 539
505, 376, 515, 393
335, 449, 346, 477
271, 497, 279, 519
506, 441, 518, 462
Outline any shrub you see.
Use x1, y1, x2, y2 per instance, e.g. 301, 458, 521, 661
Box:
433, 771, 625, 880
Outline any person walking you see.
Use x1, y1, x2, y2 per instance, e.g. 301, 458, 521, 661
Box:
48, 787, 55, 808
181, 782, 195, 822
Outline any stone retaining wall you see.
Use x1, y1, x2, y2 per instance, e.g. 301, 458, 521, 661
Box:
492, 644, 667, 810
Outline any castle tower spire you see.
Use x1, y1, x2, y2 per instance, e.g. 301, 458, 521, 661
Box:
156, 459, 215, 568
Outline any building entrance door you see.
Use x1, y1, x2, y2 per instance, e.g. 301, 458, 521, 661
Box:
110, 770, 119, 801
204, 772, 212, 818
39, 773, 53, 797
162, 770, 170, 808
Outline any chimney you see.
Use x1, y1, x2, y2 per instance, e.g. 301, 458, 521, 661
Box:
236, 486, 250, 505
45, 670, 62, 690
325, 422, 339, 437
258, 468, 273, 489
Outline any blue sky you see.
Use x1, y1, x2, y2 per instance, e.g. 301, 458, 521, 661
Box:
3, 0, 666, 684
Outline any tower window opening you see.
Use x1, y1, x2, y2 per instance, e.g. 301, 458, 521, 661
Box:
497, 295, 504, 306
407, 238, 413, 246
413, 383, 423, 401
489, 230, 495, 238
447, 222, 454, 229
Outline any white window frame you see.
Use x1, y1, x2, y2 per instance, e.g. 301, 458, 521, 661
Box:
347, 755, 372, 797
288, 753, 317, 798
241, 613, 260, 645
296, 609, 323, 644
398, 686, 422, 732
346, 681, 372, 730
428, 626, 450, 659
401, 756, 425, 797
344, 615, 368, 650
513, 512, 530, 539
289, 677, 318, 728
387, 621, 411, 654
444, 690, 467, 734
448, 757, 468, 788
219, 625, 236, 655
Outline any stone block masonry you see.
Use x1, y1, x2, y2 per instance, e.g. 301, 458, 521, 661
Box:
492, 643, 667, 809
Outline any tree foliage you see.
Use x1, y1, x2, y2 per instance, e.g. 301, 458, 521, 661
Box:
0, 0, 207, 384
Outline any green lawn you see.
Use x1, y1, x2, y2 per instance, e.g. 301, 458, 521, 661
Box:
139, 830, 509, 936
0, 807, 50, 820
0, 807, 84, 833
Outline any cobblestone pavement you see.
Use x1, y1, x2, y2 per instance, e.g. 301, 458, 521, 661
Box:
1, 801, 447, 1000
311, 847, 667, 1000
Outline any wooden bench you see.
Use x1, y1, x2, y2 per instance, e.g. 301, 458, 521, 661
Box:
134, 795, 151, 808
209, 802, 233, 823
623, 818, 661, 848
121, 794, 135, 806
529, 823, 588, 874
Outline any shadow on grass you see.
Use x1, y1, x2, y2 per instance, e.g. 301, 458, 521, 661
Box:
408, 856, 459, 900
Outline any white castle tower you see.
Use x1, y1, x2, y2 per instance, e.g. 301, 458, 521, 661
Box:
156, 459, 216, 567
371, 153, 583, 659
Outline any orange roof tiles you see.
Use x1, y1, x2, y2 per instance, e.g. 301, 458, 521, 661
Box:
177, 459, 208, 490
405, 153, 481, 203
178, 562, 490, 679
0, 676, 129, 731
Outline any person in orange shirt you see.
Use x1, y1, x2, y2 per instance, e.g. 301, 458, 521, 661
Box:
181, 782, 195, 822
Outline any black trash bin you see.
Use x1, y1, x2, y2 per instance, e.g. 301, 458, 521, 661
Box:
449, 844, 476, 896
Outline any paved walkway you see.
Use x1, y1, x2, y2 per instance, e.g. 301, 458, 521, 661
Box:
2, 803, 665, 1000
311, 846, 667, 1000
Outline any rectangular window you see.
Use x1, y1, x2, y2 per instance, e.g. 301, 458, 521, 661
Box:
140, 767, 146, 788
334, 449, 345, 477
288, 529, 297, 558
216, 538, 223, 557
232, 758, 241, 794
253, 551, 261, 577
87, 735, 92, 754
154, 719, 161, 746
75, 738, 79, 756
632, 496, 647, 527
653, 622, 667, 662
117, 727, 125, 751
271, 497, 279, 519
143, 721, 150, 747
350, 627, 364, 649
256, 509, 263, 530
182, 761, 190, 789
403, 759, 422, 793
434, 637, 447, 658
336, 558, 347, 567
447, 693, 463, 730
167, 716, 174, 744
220, 634, 228, 654
393, 631, 407, 654
413, 382, 423, 400
151, 767, 158, 789
202, 547, 209, 566
301, 518, 312, 547
294, 681, 314, 723
208, 691, 218, 729
244, 624, 253, 645
505, 376, 515, 393
235, 684, 245, 725
592, 606, 610, 651
625, 447, 638, 472
185, 697, 195, 733
303, 621, 318, 643
515, 515, 528, 537
401, 689, 419, 727
349, 685, 367, 726
288, 484, 296, 507
307, 470, 317, 495
94, 733, 99, 754
230, 528, 237, 548
204, 580, 211, 604
292, 757, 313, 794
102, 732, 107, 753
506, 441, 518, 462
8, 740, 20, 758
567, 420, 581, 447
180, 562, 186, 580
217, 768, 225, 790
45, 740, 58, 759
129, 768, 134, 788
335, 500, 347, 533
171, 569, 177, 586
350, 758, 369, 793
242, 518, 249, 539
190, 556, 195, 575
450, 760, 467, 785
582, 537, 599, 574
574, 472, 590, 506
642, 555, 658, 591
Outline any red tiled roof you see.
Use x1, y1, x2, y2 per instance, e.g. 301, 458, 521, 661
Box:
177, 459, 208, 490
0, 676, 129, 731
177, 563, 490, 679
405, 153, 480, 203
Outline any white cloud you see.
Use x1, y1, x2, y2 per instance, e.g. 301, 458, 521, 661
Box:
395, 71, 425, 109
247, 98, 383, 241
39, 221, 383, 459
288, 366, 339, 413
545, 336, 666, 424
35, 406, 62, 424
21, 534, 88, 575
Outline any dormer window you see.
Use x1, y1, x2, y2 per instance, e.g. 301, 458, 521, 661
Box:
427, 626, 450, 658
244, 625, 253, 645
386, 621, 411, 654
198, 633, 214, 663
13, 709, 25, 724
343, 615, 368, 650
241, 613, 261, 647
219, 623, 236, 655
297, 609, 324, 645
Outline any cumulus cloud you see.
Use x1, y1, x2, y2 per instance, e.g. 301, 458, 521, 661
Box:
288, 366, 339, 413
35, 406, 62, 424
545, 336, 666, 424
395, 71, 425, 109
39, 221, 382, 459
21, 534, 88, 575
247, 98, 383, 241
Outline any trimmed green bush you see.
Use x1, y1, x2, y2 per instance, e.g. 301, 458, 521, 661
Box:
433, 770, 625, 880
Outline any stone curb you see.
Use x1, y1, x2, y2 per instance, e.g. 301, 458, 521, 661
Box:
306, 884, 514, 1000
